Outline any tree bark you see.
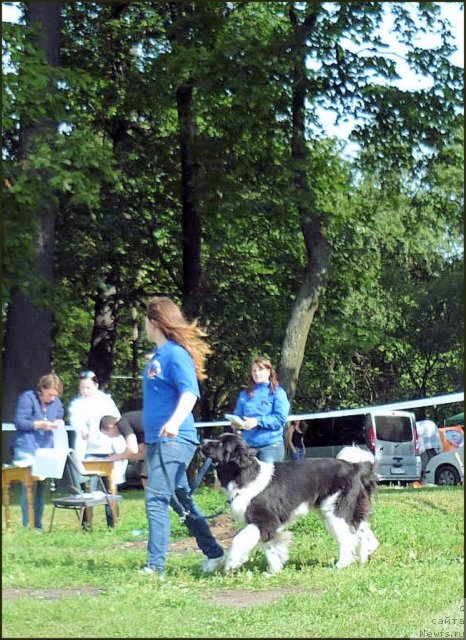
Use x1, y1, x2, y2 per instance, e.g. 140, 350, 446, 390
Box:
279, 4, 332, 406
2, 3, 61, 421
85, 5, 130, 391
177, 79, 201, 314
87, 282, 120, 390
163, 2, 202, 315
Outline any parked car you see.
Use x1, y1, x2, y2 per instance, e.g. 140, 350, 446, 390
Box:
424, 444, 464, 486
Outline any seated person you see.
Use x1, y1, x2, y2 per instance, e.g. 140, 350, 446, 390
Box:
99, 411, 148, 488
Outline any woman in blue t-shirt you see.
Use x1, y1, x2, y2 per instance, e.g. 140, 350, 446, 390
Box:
140, 296, 224, 577
230, 356, 290, 463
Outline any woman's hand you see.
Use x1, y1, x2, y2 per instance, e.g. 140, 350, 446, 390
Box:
242, 417, 258, 431
34, 420, 56, 430
34, 420, 55, 431
159, 422, 179, 439
159, 391, 195, 439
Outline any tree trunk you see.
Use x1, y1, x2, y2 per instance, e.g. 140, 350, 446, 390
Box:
87, 282, 119, 390
177, 78, 202, 314
279, 226, 331, 404
86, 5, 130, 391
2, 3, 61, 421
279, 4, 331, 406
161, 2, 202, 314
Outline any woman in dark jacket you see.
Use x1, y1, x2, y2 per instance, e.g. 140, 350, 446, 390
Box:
12, 373, 64, 529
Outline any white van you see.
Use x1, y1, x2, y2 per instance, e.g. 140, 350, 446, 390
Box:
303, 409, 421, 483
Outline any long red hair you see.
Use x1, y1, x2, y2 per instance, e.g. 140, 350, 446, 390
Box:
146, 297, 212, 381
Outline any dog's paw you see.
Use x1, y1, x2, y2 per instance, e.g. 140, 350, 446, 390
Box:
224, 561, 245, 573
335, 556, 356, 569
224, 558, 242, 573
361, 540, 380, 564
263, 567, 284, 577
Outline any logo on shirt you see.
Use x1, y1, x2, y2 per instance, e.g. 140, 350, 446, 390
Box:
148, 358, 162, 378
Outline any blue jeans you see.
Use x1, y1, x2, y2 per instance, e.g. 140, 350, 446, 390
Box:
13, 448, 45, 529
21, 481, 45, 529
290, 448, 305, 461
256, 440, 285, 463
145, 439, 223, 573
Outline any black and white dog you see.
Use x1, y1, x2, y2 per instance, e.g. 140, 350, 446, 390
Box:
200, 433, 379, 574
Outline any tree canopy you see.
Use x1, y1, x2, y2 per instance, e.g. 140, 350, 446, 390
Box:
2, 1, 463, 421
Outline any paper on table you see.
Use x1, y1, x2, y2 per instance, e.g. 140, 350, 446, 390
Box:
32, 448, 68, 479
52, 422, 70, 450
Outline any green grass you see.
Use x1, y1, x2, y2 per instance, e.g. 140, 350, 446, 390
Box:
2, 484, 464, 638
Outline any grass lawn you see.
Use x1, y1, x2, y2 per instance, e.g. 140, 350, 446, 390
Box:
2, 483, 464, 638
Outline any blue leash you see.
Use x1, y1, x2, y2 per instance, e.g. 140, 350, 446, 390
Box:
189, 455, 214, 494
158, 441, 226, 522
190, 454, 226, 520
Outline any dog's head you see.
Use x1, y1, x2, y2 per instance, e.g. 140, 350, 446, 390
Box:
200, 433, 257, 469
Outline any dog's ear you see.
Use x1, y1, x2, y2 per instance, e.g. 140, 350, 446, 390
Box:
221, 435, 257, 468
220, 435, 241, 463
234, 448, 257, 469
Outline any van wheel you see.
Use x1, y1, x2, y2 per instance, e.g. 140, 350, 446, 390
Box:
435, 465, 461, 486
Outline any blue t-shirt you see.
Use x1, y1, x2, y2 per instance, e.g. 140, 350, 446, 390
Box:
142, 340, 200, 445
233, 382, 290, 449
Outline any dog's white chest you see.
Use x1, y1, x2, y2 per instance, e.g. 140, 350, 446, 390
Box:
228, 486, 249, 524
224, 461, 274, 524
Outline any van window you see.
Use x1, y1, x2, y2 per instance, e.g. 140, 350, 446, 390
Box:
374, 415, 413, 442
304, 418, 334, 447
303, 415, 366, 447
333, 415, 366, 446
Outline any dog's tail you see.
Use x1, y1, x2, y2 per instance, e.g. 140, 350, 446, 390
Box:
337, 445, 374, 465
337, 445, 378, 505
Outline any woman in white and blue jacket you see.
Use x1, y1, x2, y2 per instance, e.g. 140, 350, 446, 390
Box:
231, 356, 290, 463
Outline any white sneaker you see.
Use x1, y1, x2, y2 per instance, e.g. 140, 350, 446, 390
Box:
202, 553, 225, 574
138, 565, 164, 579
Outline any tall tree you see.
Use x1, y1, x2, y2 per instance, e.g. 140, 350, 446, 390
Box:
166, 3, 202, 313
279, 4, 332, 402
2, 2, 61, 420
277, 1, 463, 406
3, 2, 462, 418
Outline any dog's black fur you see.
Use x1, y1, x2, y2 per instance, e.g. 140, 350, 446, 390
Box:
201, 433, 379, 573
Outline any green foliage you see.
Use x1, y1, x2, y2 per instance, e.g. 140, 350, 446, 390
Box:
2, 2, 463, 415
